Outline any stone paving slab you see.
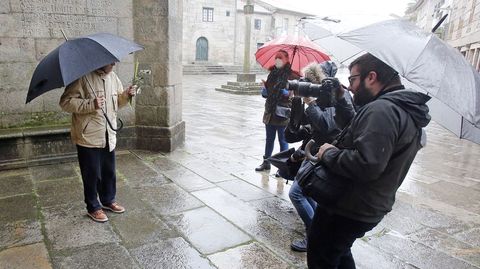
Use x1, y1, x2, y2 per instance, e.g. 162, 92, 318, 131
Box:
248, 197, 305, 233
0, 174, 32, 198
192, 187, 305, 266
139, 184, 204, 215
181, 159, 239, 183
0, 194, 37, 223
36, 177, 83, 208
109, 207, 176, 249
232, 170, 291, 201
129, 237, 215, 269
29, 163, 77, 182
0, 243, 52, 269
43, 205, 120, 251
0, 220, 42, 250
167, 206, 251, 255
116, 153, 169, 187
208, 242, 291, 269
366, 232, 477, 269
161, 167, 215, 192
52, 243, 139, 269
217, 179, 275, 201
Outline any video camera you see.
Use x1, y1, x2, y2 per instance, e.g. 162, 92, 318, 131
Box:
287, 77, 340, 107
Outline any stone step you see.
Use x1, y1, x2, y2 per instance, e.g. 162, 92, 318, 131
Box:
215, 87, 260, 95
219, 85, 262, 91
183, 64, 267, 75
227, 81, 263, 87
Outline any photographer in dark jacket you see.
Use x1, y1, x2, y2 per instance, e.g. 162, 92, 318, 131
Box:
281, 62, 354, 252
308, 53, 431, 268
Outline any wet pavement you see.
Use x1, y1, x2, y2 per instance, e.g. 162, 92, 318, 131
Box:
1, 74, 479, 269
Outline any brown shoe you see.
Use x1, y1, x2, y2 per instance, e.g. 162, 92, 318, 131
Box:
102, 202, 125, 213
87, 209, 108, 223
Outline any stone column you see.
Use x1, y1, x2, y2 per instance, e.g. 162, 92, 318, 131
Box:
133, 0, 185, 152
236, 0, 256, 84
243, 0, 253, 74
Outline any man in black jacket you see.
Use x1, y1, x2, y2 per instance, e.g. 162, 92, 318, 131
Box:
307, 53, 431, 268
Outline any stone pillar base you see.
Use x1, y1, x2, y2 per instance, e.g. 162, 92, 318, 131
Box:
136, 121, 185, 152
236, 73, 256, 82
215, 73, 262, 95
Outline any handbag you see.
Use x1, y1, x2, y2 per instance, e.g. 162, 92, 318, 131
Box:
275, 105, 291, 120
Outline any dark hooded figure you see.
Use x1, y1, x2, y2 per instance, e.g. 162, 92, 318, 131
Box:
307, 53, 431, 268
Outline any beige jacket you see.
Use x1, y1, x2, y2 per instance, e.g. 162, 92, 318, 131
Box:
59, 71, 129, 151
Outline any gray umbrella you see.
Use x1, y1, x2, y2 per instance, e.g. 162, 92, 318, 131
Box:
27, 32, 144, 131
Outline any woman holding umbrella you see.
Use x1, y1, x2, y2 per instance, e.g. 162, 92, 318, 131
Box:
255, 50, 300, 172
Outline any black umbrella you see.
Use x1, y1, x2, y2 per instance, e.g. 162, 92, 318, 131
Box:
27, 32, 144, 131
267, 148, 299, 178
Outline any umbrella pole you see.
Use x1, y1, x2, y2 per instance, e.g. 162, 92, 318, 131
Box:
84, 76, 124, 132
60, 29, 68, 41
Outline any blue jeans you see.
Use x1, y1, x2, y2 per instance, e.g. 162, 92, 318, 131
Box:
77, 145, 117, 213
289, 179, 317, 230
264, 124, 288, 157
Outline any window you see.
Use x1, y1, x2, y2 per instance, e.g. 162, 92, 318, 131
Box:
226, 11, 230, 16
283, 18, 289, 31
254, 19, 261, 30
203, 7, 214, 22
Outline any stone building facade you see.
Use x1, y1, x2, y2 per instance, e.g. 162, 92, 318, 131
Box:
0, 0, 185, 168
182, 0, 312, 67
406, 0, 480, 71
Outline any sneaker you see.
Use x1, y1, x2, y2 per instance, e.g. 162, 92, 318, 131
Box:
87, 209, 108, 223
290, 238, 307, 252
102, 202, 125, 213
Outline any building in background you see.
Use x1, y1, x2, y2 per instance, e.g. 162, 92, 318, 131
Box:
406, 0, 480, 71
182, 0, 313, 67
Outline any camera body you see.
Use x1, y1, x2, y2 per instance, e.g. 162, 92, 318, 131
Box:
287, 77, 340, 107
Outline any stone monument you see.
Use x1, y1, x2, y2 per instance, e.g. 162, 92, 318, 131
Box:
215, 0, 263, 95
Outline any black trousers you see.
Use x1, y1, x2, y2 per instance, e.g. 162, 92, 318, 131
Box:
76, 144, 116, 213
307, 207, 378, 269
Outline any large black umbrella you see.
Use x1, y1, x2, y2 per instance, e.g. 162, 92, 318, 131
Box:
27, 32, 144, 130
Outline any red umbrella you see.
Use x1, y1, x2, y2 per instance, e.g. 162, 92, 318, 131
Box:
255, 34, 330, 75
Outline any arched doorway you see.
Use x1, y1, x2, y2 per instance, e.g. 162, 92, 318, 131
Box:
195, 37, 208, 61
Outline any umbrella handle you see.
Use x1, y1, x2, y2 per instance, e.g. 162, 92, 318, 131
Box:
304, 139, 319, 162
104, 113, 123, 131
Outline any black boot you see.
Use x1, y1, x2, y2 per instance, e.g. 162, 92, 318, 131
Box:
255, 156, 271, 171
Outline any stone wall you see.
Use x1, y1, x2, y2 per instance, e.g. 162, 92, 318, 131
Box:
0, 0, 185, 169
0, 0, 135, 129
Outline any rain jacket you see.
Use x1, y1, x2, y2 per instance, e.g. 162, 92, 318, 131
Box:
321, 87, 431, 223
59, 71, 129, 151
302, 63, 355, 147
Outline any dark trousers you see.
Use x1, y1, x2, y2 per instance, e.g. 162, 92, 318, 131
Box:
77, 145, 116, 213
307, 207, 378, 269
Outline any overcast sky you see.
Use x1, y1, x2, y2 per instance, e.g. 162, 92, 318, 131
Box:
263, 0, 414, 33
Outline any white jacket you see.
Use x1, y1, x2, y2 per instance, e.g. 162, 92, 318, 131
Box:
59, 71, 129, 151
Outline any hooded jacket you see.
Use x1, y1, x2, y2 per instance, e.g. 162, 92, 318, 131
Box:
321, 87, 431, 223
301, 63, 355, 148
